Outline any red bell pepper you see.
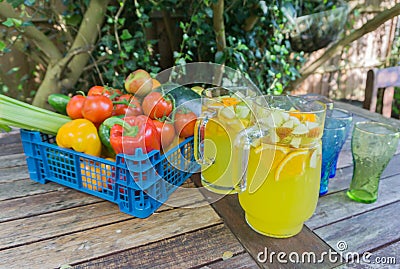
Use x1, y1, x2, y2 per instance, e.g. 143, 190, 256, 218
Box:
109, 115, 161, 155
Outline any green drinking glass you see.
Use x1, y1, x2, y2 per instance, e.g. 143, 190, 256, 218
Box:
347, 122, 400, 203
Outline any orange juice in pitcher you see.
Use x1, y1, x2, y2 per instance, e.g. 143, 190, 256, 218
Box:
237, 95, 326, 238
194, 87, 255, 194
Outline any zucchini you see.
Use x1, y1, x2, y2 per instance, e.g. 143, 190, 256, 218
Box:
156, 83, 201, 115
48, 93, 71, 115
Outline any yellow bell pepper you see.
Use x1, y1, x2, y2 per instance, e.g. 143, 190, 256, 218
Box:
56, 119, 102, 156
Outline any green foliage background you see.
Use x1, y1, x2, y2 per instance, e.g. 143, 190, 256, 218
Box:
89, 0, 307, 95
0, 0, 372, 99
0, 0, 313, 97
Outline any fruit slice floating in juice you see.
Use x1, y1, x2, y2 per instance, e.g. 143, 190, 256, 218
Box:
238, 100, 326, 238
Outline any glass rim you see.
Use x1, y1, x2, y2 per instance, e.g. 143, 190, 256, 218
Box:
201, 86, 255, 98
354, 121, 400, 136
255, 95, 327, 114
299, 93, 334, 104
327, 108, 353, 120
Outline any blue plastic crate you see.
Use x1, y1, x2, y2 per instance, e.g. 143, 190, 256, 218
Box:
20, 129, 200, 218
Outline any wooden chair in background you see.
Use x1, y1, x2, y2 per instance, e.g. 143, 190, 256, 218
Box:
363, 66, 400, 118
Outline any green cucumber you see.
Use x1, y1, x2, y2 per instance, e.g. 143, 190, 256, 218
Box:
48, 93, 71, 115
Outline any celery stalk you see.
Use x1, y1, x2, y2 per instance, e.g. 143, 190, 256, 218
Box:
0, 94, 71, 135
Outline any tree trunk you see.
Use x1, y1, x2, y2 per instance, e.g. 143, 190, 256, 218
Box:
212, 0, 226, 86
32, 0, 111, 108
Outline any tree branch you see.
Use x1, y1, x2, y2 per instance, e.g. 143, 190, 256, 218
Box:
212, 0, 226, 86
243, 15, 259, 32
162, 10, 179, 53
213, 0, 226, 52
32, 0, 111, 107
286, 3, 400, 92
0, 1, 63, 62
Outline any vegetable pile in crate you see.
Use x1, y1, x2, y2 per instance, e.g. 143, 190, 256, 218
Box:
1, 69, 201, 218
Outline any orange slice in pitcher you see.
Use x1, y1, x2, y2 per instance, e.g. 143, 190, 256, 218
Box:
274, 149, 308, 181
248, 144, 288, 193
221, 97, 241, 107
289, 110, 316, 122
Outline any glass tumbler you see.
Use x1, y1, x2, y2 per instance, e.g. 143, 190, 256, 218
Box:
320, 118, 348, 196
327, 108, 353, 178
347, 122, 399, 203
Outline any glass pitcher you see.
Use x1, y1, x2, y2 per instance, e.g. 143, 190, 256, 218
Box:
194, 86, 256, 194
236, 95, 326, 238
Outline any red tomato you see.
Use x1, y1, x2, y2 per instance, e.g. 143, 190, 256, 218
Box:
88, 86, 122, 100
174, 110, 197, 138
82, 95, 113, 123
142, 92, 173, 120
113, 94, 143, 116
152, 120, 176, 149
66, 95, 86, 119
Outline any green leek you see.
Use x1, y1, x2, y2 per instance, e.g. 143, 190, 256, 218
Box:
0, 94, 71, 135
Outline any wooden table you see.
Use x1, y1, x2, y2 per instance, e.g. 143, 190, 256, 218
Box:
1, 102, 399, 269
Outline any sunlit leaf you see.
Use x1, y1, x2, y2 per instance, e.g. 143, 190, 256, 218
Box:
120, 29, 132, 40
215, 51, 225, 64
7, 0, 24, 8
0, 41, 6, 52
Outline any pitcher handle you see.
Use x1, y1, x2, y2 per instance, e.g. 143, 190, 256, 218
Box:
234, 126, 266, 193
194, 111, 215, 166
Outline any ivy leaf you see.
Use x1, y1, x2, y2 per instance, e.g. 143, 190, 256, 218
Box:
204, 7, 213, 18
7, 0, 24, 8
6, 67, 20, 75
123, 43, 134, 53
20, 20, 32, 27
0, 41, 6, 52
24, 0, 35, 6
118, 18, 126, 26
66, 14, 82, 27
120, 29, 132, 40
134, 31, 144, 38
2, 18, 15, 27
215, 51, 225, 64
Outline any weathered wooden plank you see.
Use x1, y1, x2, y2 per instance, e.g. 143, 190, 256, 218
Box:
162, 183, 210, 209
0, 153, 26, 168
337, 241, 400, 268
336, 143, 352, 169
0, 188, 102, 222
0, 129, 20, 143
0, 202, 130, 250
0, 165, 30, 183
306, 174, 400, 229
0, 179, 207, 250
0, 179, 62, 201
204, 252, 260, 269
0, 142, 23, 156
194, 174, 343, 269
335, 101, 400, 129
0, 206, 222, 269
370, 240, 399, 265
314, 201, 400, 257
74, 224, 244, 269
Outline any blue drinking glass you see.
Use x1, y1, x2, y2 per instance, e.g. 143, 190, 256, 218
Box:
320, 118, 348, 196
327, 108, 353, 178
